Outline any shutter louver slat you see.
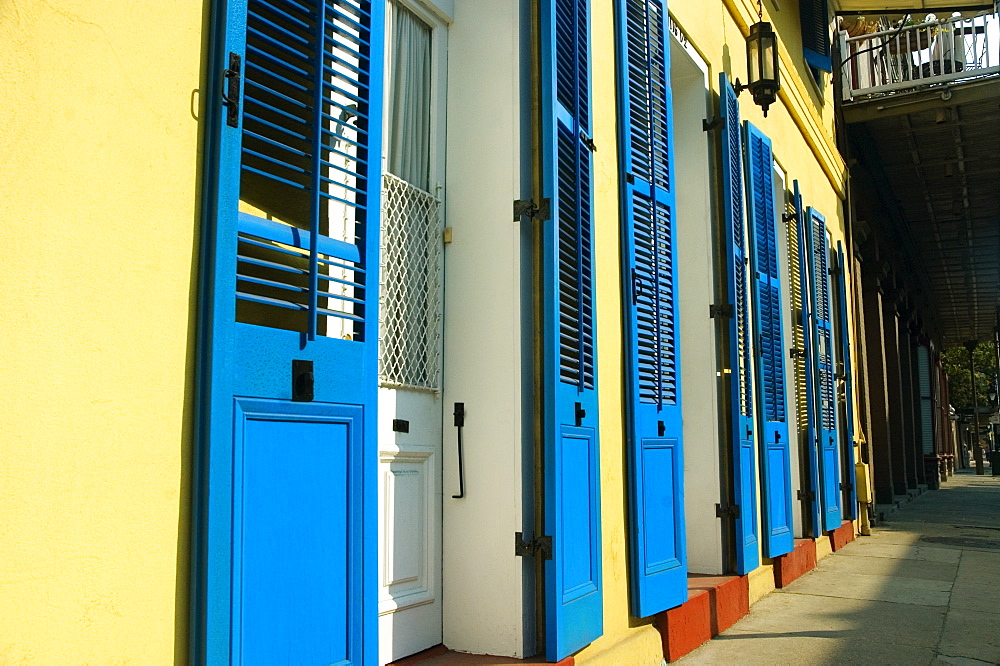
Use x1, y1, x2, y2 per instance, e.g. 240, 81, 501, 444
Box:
237, 0, 375, 340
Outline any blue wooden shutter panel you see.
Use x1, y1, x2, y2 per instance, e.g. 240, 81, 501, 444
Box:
720, 74, 759, 575
836, 242, 859, 520
616, 0, 686, 618
793, 182, 822, 538
197, 1, 384, 663
744, 122, 794, 559
542, 0, 603, 659
807, 208, 842, 532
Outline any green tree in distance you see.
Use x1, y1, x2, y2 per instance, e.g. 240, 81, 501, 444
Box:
941, 342, 997, 413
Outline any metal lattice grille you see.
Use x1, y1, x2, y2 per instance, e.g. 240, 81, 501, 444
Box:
378, 172, 443, 391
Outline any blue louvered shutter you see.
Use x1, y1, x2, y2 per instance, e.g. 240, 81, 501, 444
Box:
793, 182, 821, 537
720, 74, 759, 575
744, 122, 794, 559
807, 208, 842, 532
616, 0, 686, 617
835, 242, 859, 520
541, 0, 602, 658
197, 1, 384, 663
800, 0, 832, 72
918, 344, 934, 456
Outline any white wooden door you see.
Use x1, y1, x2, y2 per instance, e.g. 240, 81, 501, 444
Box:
378, 389, 442, 664
378, 2, 447, 663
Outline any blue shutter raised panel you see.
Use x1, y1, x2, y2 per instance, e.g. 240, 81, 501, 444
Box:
744, 123, 794, 559
793, 182, 822, 538
195, 1, 384, 663
835, 242, 859, 520
616, 0, 686, 618
807, 208, 842, 532
541, 0, 603, 658
720, 74, 759, 575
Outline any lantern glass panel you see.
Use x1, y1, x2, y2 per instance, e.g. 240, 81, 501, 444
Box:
762, 38, 775, 80
749, 39, 761, 84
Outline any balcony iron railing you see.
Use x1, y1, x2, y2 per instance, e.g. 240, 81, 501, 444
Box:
839, 13, 1000, 101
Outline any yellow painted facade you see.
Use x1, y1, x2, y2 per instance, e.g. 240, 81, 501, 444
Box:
0, 0, 861, 663
578, 0, 853, 662
0, 2, 202, 661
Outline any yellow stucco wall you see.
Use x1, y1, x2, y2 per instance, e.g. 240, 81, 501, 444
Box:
579, 1, 849, 663
0, 2, 203, 661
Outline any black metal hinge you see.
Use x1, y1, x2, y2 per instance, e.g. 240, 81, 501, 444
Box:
702, 116, 722, 132
581, 132, 597, 152
798, 489, 816, 502
513, 198, 551, 222
782, 212, 797, 223
716, 503, 741, 520
515, 532, 552, 560
223, 52, 242, 128
789, 347, 807, 359
710, 303, 734, 319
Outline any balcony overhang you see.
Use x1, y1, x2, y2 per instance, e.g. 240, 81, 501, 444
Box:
844, 80, 1000, 347
834, 1, 995, 15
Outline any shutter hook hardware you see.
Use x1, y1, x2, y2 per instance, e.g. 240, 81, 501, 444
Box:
222, 52, 242, 128
702, 116, 722, 132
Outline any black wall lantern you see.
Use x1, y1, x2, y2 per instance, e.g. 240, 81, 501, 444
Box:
736, 21, 780, 117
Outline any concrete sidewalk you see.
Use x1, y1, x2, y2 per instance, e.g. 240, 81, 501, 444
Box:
680, 469, 1000, 665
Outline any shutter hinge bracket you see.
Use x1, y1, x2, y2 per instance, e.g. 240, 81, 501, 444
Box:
710, 303, 734, 319
716, 503, 741, 520
581, 132, 597, 152
782, 212, 797, 223
223, 52, 242, 128
513, 198, 551, 222
702, 116, 722, 132
798, 489, 816, 502
790, 347, 807, 359
515, 532, 552, 560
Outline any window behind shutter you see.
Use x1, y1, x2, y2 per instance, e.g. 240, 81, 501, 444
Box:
744, 122, 793, 558
720, 74, 759, 575
800, 0, 832, 72
541, 0, 602, 658
616, 0, 686, 618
